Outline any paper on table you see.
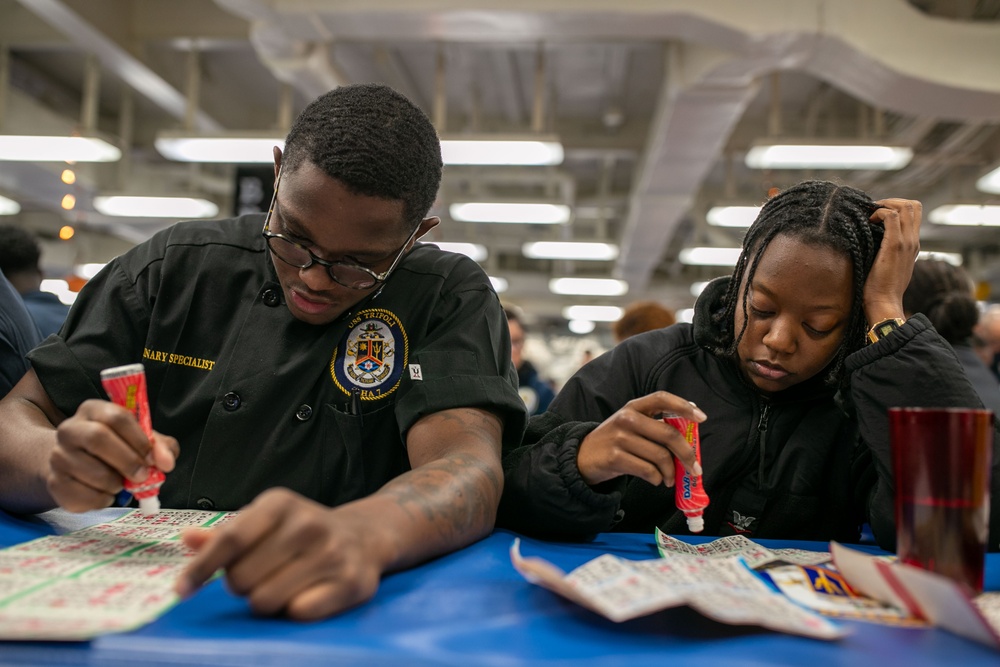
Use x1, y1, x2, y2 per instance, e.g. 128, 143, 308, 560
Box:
510, 538, 846, 640
655, 529, 833, 567
656, 530, 917, 625
831, 541, 1000, 651
0, 509, 235, 641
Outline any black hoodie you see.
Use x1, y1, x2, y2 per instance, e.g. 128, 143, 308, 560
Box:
498, 277, 1000, 551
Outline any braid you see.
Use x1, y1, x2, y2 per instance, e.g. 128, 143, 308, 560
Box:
713, 180, 880, 386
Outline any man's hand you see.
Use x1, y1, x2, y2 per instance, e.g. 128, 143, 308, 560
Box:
48, 399, 177, 512
577, 391, 707, 487
177, 488, 382, 620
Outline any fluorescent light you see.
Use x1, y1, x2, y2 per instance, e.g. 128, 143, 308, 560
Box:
155, 132, 283, 163
0, 135, 121, 162
562, 305, 623, 322
450, 202, 570, 224
690, 281, 710, 297
678, 247, 742, 266
928, 205, 1000, 226
568, 319, 596, 334
917, 251, 962, 266
39, 279, 78, 306
745, 143, 912, 170
432, 242, 488, 262
440, 137, 564, 166
977, 165, 1000, 194
677, 308, 695, 324
489, 276, 508, 293
94, 196, 219, 218
707, 205, 761, 227
549, 277, 628, 296
522, 242, 619, 261
0, 195, 20, 215
74, 263, 107, 279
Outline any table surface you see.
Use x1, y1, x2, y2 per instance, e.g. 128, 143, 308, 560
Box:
1, 510, 998, 667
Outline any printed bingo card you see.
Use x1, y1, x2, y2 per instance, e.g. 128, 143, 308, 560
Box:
0, 509, 235, 640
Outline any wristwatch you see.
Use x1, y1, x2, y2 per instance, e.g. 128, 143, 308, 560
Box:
867, 317, 906, 344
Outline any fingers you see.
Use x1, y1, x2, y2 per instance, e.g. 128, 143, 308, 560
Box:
150, 432, 179, 473
177, 494, 282, 597
577, 391, 706, 487
47, 399, 162, 512
176, 488, 381, 620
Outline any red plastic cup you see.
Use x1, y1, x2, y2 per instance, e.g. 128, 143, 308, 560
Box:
888, 407, 994, 594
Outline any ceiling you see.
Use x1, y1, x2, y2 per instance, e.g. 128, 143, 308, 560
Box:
2, 0, 1000, 337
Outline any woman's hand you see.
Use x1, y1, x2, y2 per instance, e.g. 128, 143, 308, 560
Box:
577, 391, 706, 487
863, 198, 922, 325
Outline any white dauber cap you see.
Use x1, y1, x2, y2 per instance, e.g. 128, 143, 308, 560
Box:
686, 515, 704, 533
137, 496, 161, 515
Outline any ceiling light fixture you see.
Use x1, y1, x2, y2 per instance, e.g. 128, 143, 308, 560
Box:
977, 165, 1000, 194
690, 281, 711, 297
0, 135, 121, 162
94, 196, 219, 218
928, 205, 1000, 226
522, 242, 619, 261
707, 206, 761, 227
745, 141, 912, 170
154, 132, 284, 163
450, 202, 570, 224
431, 242, 488, 262
0, 195, 20, 215
917, 251, 963, 266
562, 305, 623, 322
489, 276, 508, 293
440, 136, 564, 166
678, 247, 743, 266
549, 277, 628, 296
568, 319, 596, 334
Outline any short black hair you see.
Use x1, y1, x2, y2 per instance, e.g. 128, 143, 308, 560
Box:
713, 180, 880, 385
0, 225, 41, 275
282, 83, 442, 230
903, 259, 978, 345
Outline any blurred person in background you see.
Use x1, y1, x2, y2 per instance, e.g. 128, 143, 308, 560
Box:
976, 303, 1000, 383
612, 300, 676, 343
0, 225, 70, 338
903, 259, 1000, 414
505, 306, 556, 415
0, 268, 41, 397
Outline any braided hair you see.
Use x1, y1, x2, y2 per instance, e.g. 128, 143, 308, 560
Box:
903, 259, 978, 345
711, 180, 881, 385
282, 83, 443, 231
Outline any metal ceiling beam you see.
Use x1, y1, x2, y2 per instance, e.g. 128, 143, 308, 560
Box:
16, 0, 222, 132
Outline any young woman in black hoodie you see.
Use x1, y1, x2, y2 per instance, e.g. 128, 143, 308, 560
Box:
498, 180, 1000, 552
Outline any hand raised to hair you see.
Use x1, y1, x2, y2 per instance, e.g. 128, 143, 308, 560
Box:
49, 399, 178, 513
176, 488, 383, 620
863, 198, 922, 325
576, 391, 706, 488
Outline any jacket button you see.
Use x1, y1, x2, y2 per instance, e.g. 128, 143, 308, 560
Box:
261, 289, 280, 307
195, 497, 215, 510
295, 404, 313, 421
222, 392, 241, 411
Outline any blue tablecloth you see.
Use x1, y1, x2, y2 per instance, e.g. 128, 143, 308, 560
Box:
1, 510, 998, 666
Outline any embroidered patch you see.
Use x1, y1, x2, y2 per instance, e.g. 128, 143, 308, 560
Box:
330, 308, 408, 400
727, 510, 757, 534
408, 364, 423, 380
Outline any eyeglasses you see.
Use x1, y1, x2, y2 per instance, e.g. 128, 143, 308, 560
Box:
261, 169, 419, 290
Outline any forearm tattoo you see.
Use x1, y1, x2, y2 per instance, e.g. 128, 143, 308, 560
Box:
380, 408, 503, 544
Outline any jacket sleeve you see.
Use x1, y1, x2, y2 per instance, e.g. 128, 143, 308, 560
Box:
845, 314, 1000, 552
497, 410, 626, 539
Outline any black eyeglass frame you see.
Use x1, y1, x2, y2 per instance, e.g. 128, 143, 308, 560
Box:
260, 168, 420, 290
